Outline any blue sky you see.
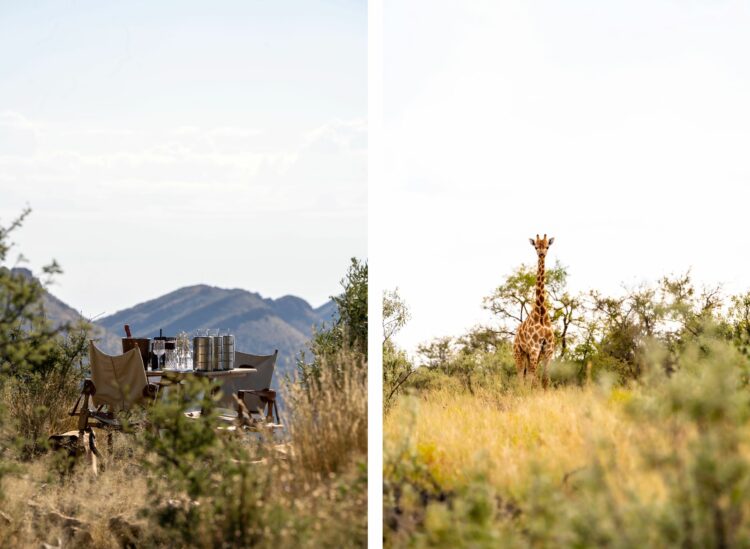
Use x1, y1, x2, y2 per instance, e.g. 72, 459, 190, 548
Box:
381, 0, 750, 351
0, 0, 366, 318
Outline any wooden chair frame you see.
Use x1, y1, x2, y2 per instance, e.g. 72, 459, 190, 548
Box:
68, 377, 161, 452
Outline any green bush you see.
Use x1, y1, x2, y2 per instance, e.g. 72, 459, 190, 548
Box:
140, 355, 367, 548
4, 325, 88, 456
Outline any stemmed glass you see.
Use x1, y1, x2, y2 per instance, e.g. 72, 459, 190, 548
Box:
152, 339, 166, 371
176, 331, 192, 371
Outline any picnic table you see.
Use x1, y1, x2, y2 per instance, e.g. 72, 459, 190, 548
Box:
148, 368, 256, 380
147, 368, 259, 414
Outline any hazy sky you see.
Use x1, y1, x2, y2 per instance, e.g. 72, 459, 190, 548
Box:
382, 0, 750, 352
0, 0, 366, 318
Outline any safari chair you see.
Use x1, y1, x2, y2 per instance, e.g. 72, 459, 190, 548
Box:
66, 341, 160, 452
216, 350, 281, 429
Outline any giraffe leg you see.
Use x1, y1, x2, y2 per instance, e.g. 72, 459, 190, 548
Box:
540, 339, 555, 389
513, 344, 526, 381
527, 355, 540, 388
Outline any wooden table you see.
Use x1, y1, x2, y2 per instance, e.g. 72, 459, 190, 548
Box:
148, 368, 257, 409
148, 368, 256, 380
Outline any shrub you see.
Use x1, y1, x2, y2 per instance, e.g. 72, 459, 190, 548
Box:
4, 324, 88, 456
140, 350, 367, 548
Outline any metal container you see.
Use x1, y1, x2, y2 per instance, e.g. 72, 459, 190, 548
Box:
219, 335, 234, 370
122, 338, 150, 369
193, 336, 213, 371
211, 336, 222, 371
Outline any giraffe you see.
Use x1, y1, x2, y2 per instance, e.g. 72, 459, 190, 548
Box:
513, 234, 556, 388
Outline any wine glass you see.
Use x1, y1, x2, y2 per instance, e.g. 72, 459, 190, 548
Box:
177, 331, 192, 371
152, 339, 166, 371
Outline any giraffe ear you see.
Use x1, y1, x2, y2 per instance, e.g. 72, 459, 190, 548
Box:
529, 238, 535, 246
548, 237, 555, 245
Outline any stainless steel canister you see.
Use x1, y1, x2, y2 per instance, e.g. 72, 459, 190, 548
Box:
193, 336, 213, 371
219, 335, 234, 370
211, 335, 222, 371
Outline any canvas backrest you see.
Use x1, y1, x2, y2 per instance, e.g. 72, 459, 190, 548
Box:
217, 350, 278, 413
89, 341, 148, 412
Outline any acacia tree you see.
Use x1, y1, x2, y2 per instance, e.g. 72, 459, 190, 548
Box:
301, 258, 368, 386
416, 337, 454, 370
0, 209, 75, 490
482, 262, 585, 358
0, 209, 65, 381
383, 289, 412, 413
728, 292, 750, 358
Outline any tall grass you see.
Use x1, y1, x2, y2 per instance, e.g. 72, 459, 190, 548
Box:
0, 348, 367, 548
3, 328, 87, 456
287, 349, 367, 481
384, 337, 750, 547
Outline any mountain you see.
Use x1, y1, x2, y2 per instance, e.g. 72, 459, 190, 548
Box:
10, 268, 336, 376
314, 299, 338, 326
95, 285, 336, 375
9, 267, 122, 350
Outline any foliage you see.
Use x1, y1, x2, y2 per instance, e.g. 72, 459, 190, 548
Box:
483, 261, 574, 342
139, 350, 367, 548
0, 212, 368, 547
385, 336, 750, 547
0, 209, 65, 382
383, 289, 413, 413
0, 209, 76, 497
4, 324, 88, 456
301, 257, 368, 385
405, 265, 747, 392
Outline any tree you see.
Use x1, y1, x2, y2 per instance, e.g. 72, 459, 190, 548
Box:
383, 289, 409, 345
483, 261, 585, 357
417, 337, 454, 371
301, 258, 368, 385
0, 209, 65, 381
728, 292, 750, 357
332, 258, 368, 358
0, 209, 84, 488
383, 289, 413, 413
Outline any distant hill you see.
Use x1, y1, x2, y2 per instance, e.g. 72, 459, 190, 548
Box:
10, 267, 122, 351
10, 268, 337, 377
95, 285, 337, 375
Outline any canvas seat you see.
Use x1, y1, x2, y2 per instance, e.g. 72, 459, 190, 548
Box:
215, 350, 282, 428
63, 341, 160, 453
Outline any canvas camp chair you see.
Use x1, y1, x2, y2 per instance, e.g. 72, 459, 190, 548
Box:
65, 341, 159, 452
215, 350, 281, 429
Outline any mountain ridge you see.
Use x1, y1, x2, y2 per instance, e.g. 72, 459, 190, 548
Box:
11, 269, 336, 375
95, 285, 335, 374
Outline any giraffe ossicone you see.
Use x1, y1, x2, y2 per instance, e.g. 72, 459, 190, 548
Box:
513, 234, 556, 388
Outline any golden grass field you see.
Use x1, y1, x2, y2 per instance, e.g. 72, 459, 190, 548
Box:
386, 384, 669, 499
384, 348, 750, 548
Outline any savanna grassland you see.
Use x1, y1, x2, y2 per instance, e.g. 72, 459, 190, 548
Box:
383, 266, 750, 548
0, 210, 368, 548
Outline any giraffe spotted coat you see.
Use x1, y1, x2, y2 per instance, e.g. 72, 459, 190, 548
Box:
513, 235, 556, 387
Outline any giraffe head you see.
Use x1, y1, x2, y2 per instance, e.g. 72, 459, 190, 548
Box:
529, 234, 555, 259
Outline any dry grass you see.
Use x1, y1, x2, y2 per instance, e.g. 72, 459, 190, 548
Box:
0, 352, 368, 548
0, 433, 151, 548
386, 384, 689, 506
286, 350, 368, 483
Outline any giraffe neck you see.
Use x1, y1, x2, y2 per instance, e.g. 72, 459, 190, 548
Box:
534, 255, 547, 320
